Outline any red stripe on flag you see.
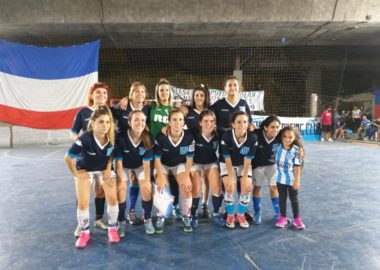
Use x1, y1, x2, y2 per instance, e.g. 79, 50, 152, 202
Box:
0, 105, 81, 129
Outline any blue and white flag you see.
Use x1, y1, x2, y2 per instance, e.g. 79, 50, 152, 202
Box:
0, 39, 99, 129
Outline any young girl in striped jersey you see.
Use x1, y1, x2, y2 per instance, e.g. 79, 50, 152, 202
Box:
275, 126, 305, 229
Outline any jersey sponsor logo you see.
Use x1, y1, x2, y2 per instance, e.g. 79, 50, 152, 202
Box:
239, 106, 245, 112
123, 150, 130, 153
278, 162, 292, 169
106, 147, 113, 156
180, 146, 189, 155
221, 109, 229, 112
153, 114, 169, 124
240, 146, 250, 155
196, 143, 203, 147
86, 151, 96, 156
75, 139, 82, 146
162, 148, 170, 152
139, 147, 146, 156
122, 116, 128, 119
188, 116, 195, 119
85, 118, 90, 122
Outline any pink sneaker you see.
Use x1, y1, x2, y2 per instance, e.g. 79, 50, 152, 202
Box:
226, 214, 235, 229
275, 216, 288, 228
108, 227, 120, 243
75, 231, 90, 248
236, 214, 249, 229
293, 217, 305, 230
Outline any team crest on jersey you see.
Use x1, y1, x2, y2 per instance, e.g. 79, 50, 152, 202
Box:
239, 106, 245, 112
106, 147, 113, 156
180, 146, 189, 155
240, 146, 250, 155
139, 147, 146, 156
272, 143, 280, 153
213, 141, 219, 150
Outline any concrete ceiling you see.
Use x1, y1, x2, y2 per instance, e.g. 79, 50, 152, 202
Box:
1, 0, 380, 48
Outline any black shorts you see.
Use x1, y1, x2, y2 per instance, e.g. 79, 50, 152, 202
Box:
322, 125, 333, 132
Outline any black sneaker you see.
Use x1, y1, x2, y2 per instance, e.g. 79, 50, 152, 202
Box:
200, 204, 211, 219
127, 210, 141, 225
245, 210, 254, 223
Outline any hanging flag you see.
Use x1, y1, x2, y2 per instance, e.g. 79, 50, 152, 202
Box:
0, 39, 99, 129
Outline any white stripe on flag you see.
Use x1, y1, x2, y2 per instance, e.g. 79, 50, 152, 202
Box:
0, 71, 97, 111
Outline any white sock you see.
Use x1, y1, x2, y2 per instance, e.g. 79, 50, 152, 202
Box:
77, 208, 90, 232
181, 197, 192, 217
107, 204, 119, 228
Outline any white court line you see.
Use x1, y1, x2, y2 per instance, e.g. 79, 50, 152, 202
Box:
3, 150, 62, 161
42, 148, 65, 159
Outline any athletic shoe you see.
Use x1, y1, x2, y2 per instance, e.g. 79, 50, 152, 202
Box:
200, 204, 211, 219
94, 218, 108, 230
127, 210, 140, 225
74, 225, 81, 237
155, 217, 165, 234
293, 217, 305, 230
108, 227, 120, 243
236, 214, 249, 229
144, 219, 155, 235
172, 205, 183, 220
118, 220, 126, 238
212, 213, 226, 227
245, 210, 254, 223
183, 216, 193, 232
275, 216, 288, 228
328, 138, 333, 142
320, 138, 324, 142
253, 210, 262, 225
226, 214, 235, 229
191, 216, 199, 229
75, 231, 90, 248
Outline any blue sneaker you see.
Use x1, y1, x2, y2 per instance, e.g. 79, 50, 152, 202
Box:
212, 213, 226, 227
191, 216, 199, 229
253, 210, 262, 225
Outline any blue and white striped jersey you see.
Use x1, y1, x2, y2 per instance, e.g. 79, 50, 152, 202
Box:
275, 144, 302, 185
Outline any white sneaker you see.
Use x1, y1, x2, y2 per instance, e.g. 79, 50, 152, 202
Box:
328, 138, 333, 142
320, 138, 324, 142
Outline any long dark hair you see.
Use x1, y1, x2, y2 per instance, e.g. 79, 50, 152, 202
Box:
190, 84, 210, 109
260, 115, 281, 130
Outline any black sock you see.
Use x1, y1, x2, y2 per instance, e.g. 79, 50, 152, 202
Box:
142, 200, 153, 220
169, 174, 179, 205
191, 198, 200, 217
118, 201, 126, 222
212, 195, 223, 214
95, 197, 106, 220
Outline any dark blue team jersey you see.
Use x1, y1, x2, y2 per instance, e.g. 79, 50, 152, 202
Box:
67, 131, 114, 171
71, 107, 93, 134
193, 132, 219, 164
185, 107, 201, 133
112, 104, 150, 135
154, 130, 195, 167
211, 98, 252, 136
115, 131, 153, 169
219, 130, 257, 166
252, 129, 280, 169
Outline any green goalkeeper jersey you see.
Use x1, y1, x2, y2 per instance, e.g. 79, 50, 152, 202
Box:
149, 101, 174, 138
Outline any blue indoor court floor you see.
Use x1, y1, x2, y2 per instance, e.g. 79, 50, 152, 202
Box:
0, 141, 379, 270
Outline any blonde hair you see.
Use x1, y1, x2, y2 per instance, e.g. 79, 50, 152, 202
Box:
128, 82, 147, 101
88, 105, 115, 146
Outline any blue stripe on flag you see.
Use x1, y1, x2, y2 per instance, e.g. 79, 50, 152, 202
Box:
0, 39, 99, 79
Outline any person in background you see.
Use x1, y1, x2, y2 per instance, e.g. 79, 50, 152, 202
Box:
320, 106, 333, 141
